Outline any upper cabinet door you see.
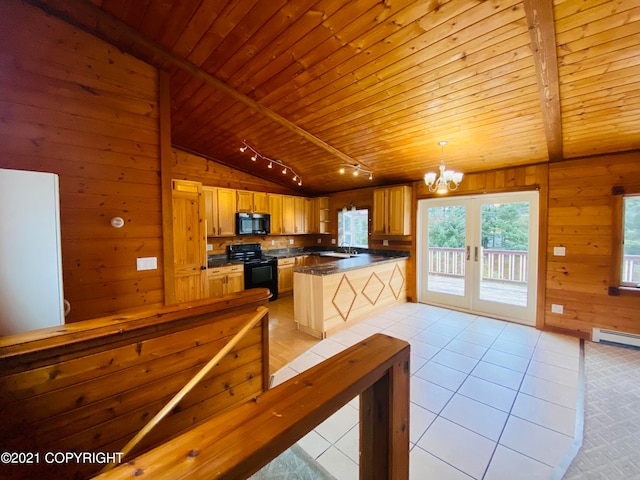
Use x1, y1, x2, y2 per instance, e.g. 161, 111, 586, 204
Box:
217, 188, 237, 236
237, 191, 253, 212
373, 186, 412, 235
237, 191, 269, 213
268, 194, 283, 234
253, 192, 269, 213
282, 195, 296, 234
372, 188, 388, 235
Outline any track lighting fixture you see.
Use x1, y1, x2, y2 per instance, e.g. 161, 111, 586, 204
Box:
239, 140, 302, 187
338, 163, 373, 180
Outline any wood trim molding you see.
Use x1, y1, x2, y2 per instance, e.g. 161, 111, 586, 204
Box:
25, 0, 362, 169
523, 0, 563, 162
159, 70, 176, 305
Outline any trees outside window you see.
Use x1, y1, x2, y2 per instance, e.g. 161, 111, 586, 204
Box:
338, 209, 369, 249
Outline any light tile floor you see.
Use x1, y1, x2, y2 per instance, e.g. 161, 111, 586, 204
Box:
271, 302, 581, 480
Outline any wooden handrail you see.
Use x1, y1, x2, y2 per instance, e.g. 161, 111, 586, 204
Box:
100, 306, 269, 474
94, 333, 410, 479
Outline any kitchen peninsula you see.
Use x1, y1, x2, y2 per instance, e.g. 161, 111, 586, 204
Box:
293, 253, 408, 338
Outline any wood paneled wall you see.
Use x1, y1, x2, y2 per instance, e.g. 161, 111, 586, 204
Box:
0, 0, 163, 322
546, 152, 640, 336
0, 292, 270, 479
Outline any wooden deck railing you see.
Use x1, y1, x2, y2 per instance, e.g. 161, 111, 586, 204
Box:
428, 247, 528, 283
95, 333, 411, 480
622, 254, 640, 283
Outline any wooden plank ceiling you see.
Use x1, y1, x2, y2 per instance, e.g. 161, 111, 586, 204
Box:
38, 0, 640, 194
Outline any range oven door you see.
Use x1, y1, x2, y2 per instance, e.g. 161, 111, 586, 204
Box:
244, 261, 278, 301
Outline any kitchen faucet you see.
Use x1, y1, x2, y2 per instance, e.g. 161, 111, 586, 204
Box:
341, 242, 356, 255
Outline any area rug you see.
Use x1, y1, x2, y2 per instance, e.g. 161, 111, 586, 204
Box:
562, 341, 640, 480
250, 444, 336, 480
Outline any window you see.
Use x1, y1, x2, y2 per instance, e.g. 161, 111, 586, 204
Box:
338, 208, 369, 249
610, 187, 640, 296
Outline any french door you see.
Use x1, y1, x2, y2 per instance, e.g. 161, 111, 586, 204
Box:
418, 191, 539, 325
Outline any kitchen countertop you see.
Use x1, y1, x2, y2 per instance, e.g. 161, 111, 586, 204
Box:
293, 253, 408, 276
207, 257, 244, 268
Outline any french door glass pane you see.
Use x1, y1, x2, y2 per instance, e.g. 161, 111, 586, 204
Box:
479, 202, 529, 306
427, 205, 466, 296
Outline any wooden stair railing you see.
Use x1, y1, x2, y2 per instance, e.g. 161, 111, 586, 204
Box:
100, 306, 269, 474
94, 333, 410, 480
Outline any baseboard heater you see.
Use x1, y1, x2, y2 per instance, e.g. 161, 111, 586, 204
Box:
592, 328, 640, 348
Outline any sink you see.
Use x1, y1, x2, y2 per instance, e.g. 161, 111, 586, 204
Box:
319, 252, 358, 258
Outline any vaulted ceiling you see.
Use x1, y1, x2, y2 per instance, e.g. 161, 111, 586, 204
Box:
31, 0, 640, 194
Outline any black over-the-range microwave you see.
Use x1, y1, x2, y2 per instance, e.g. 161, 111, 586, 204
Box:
236, 212, 271, 235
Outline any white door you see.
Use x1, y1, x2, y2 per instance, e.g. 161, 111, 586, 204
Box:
418, 191, 539, 325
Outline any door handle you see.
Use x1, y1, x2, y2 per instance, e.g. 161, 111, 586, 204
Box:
475, 246, 479, 262
466, 246, 470, 261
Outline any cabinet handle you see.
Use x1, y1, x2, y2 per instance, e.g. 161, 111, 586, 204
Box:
218, 226, 221, 235
466, 246, 470, 261
474, 247, 479, 262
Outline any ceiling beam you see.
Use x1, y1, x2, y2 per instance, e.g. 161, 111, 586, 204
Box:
25, 0, 362, 167
523, 0, 563, 162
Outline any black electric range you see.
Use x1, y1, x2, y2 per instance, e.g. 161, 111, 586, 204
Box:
228, 243, 278, 301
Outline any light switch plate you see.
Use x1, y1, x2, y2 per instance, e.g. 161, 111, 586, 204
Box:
137, 257, 157, 271
551, 304, 564, 314
331, 238, 336, 245
206, 244, 213, 251
289, 239, 294, 245
553, 246, 566, 256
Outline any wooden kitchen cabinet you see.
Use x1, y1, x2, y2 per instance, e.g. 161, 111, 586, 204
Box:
310, 197, 330, 234
207, 264, 244, 297
278, 257, 295, 294
373, 185, 412, 235
282, 195, 296, 234
237, 191, 269, 213
295, 196, 309, 234
203, 186, 236, 236
268, 194, 283, 234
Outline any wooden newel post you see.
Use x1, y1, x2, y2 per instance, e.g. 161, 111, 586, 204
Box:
360, 350, 410, 479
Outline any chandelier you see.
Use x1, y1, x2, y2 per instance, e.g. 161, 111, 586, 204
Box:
424, 141, 463, 194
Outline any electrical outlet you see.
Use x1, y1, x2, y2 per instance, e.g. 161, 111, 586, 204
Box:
289, 239, 294, 245
271, 240, 275, 246
317, 238, 321, 244
331, 238, 336, 245
383, 240, 389, 246
206, 244, 213, 251
551, 304, 564, 314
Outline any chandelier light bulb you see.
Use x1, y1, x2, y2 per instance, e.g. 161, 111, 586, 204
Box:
282, 167, 287, 174
240, 145, 248, 153
339, 167, 345, 174
251, 154, 257, 161
267, 161, 273, 168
